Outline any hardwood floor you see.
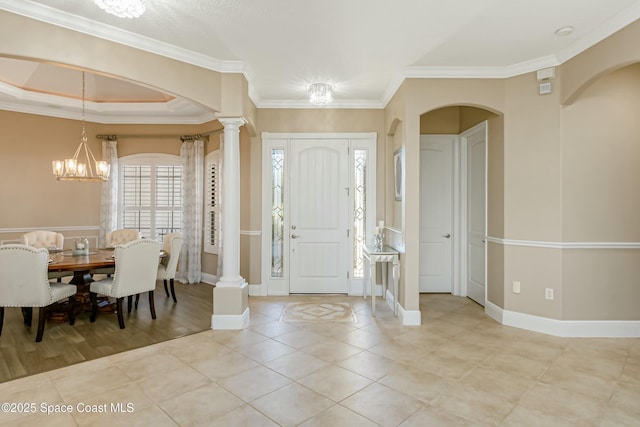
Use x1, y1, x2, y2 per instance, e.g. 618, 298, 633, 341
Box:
0, 281, 213, 383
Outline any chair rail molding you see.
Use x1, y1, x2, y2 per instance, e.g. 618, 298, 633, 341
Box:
485, 236, 640, 249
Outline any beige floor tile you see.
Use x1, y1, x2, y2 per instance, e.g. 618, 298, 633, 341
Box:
237, 338, 297, 364
135, 365, 211, 402
501, 406, 579, 427
248, 319, 299, 338
74, 403, 178, 427
341, 382, 423, 427
298, 365, 373, 402
609, 382, 640, 418
367, 339, 426, 364
264, 351, 329, 380
517, 383, 607, 424
399, 405, 483, 427
302, 339, 364, 364
333, 328, 387, 350
208, 404, 279, 427
337, 350, 395, 381
619, 362, 640, 387
0, 383, 65, 424
298, 404, 379, 427
209, 329, 269, 349
539, 364, 617, 400
68, 382, 154, 417
433, 383, 517, 426
379, 363, 452, 404
421, 318, 468, 338
250, 383, 334, 426
273, 330, 327, 350
158, 383, 245, 427
114, 352, 188, 381
551, 350, 626, 380
50, 364, 131, 403
218, 365, 291, 402
417, 350, 478, 380
1, 411, 77, 427
458, 366, 534, 402
430, 339, 496, 364
481, 352, 550, 381
600, 406, 640, 427
189, 351, 258, 382
166, 338, 231, 365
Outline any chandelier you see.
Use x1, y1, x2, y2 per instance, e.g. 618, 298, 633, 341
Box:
52, 72, 110, 182
308, 83, 333, 105
94, 0, 146, 18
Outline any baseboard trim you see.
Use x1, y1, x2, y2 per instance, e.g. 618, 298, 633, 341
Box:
485, 301, 640, 337
248, 283, 267, 296
397, 303, 421, 326
211, 307, 250, 330
200, 272, 218, 285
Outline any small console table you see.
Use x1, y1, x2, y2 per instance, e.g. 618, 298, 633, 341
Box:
362, 245, 400, 317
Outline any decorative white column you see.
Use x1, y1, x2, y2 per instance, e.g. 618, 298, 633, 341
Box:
212, 118, 250, 329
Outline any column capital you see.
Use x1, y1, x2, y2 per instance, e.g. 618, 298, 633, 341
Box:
218, 117, 247, 130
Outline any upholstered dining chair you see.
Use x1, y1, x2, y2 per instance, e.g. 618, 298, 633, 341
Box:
0, 244, 76, 342
105, 229, 141, 247
157, 232, 183, 303
91, 229, 142, 277
22, 230, 64, 250
22, 230, 71, 282
89, 239, 161, 329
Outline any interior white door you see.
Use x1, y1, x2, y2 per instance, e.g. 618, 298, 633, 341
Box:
289, 139, 349, 293
419, 135, 454, 293
465, 125, 486, 306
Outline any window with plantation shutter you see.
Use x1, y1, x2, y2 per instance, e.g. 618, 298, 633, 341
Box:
119, 154, 182, 242
204, 150, 220, 254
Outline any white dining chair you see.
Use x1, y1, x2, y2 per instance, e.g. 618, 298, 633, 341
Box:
21, 230, 72, 283
89, 239, 161, 329
158, 232, 183, 303
22, 230, 64, 249
0, 244, 76, 342
106, 229, 141, 247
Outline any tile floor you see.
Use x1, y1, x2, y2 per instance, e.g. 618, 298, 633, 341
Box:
0, 294, 639, 426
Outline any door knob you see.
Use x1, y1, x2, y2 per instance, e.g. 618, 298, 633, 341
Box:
291, 234, 300, 239
442, 233, 451, 238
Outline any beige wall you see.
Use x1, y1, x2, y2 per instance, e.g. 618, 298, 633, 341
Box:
0, 110, 222, 276
3, 9, 640, 324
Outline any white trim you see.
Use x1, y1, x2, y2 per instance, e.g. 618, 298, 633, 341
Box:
211, 307, 250, 330
248, 283, 267, 296
240, 230, 262, 236
200, 272, 218, 285
486, 236, 640, 249
0, 225, 100, 233
397, 303, 421, 326
484, 300, 640, 337
384, 288, 396, 313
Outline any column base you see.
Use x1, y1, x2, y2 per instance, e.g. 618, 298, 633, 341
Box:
212, 281, 249, 330
211, 306, 250, 330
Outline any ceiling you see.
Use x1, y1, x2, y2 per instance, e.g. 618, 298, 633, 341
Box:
1, 0, 640, 123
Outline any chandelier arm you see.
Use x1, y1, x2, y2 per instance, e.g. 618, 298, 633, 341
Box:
82, 143, 95, 176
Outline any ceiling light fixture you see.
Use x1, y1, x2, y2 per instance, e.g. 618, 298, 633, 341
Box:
52, 72, 110, 182
554, 26, 574, 37
308, 83, 333, 105
94, 0, 146, 18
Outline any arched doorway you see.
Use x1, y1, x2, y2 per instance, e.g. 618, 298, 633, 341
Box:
419, 106, 499, 307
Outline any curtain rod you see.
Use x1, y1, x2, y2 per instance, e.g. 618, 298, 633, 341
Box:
96, 127, 224, 141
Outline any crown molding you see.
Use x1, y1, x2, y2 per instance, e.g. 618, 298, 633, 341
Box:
0, 0, 245, 74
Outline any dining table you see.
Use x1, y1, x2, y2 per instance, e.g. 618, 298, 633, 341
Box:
48, 248, 116, 286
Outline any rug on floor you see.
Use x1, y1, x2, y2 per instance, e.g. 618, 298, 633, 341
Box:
281, 302, 358, 323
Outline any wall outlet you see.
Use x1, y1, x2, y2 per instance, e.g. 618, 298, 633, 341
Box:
545, 288, 554, 300
512, 281, 521, 294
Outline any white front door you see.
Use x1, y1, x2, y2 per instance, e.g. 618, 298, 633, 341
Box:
289, 139, 350, 293
464, 124, 487, 306
419, 135, 455, 293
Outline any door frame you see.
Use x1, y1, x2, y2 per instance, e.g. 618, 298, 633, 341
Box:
260, 132, 377, 296
459, 121, 488, 302
420, 121, 487, 300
